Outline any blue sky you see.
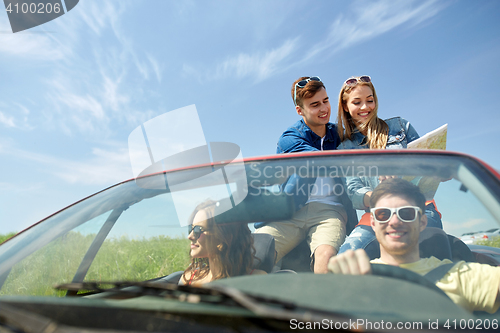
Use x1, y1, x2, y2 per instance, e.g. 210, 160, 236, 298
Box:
0, 0, 499, 234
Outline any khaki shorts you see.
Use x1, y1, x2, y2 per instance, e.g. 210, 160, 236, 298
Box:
254, 202, 347, 262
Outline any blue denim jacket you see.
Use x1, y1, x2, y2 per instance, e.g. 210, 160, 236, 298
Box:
338, 117, 419, 210
276, 119, 341, 153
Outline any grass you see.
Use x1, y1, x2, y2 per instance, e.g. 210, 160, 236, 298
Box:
2, 231, 495, 297
0, 233, 16, 244
0, 232, 191, 297
476, 236, 500, 248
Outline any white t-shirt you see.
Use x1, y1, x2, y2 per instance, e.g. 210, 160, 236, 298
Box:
371, 256, 500, 313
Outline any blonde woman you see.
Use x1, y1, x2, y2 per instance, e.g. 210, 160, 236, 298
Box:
336, 76, 442, 254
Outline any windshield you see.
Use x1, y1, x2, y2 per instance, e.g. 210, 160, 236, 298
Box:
0, 152, 498, 318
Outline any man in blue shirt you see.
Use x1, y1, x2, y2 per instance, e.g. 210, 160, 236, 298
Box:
255, 77, 355, 273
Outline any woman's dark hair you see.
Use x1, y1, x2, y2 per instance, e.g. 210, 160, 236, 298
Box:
182, 199, 256, 283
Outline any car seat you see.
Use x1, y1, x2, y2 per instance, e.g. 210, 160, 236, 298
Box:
447, 234, 475, 262
364, 227, 474, 261
279, 239, 313, 272
252, 233, 276, 273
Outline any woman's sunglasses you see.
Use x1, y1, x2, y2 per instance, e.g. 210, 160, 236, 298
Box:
188, 225, 209, 240
370, 206, 422, 223
344, 76, 371, 87
294, 76, 321, 106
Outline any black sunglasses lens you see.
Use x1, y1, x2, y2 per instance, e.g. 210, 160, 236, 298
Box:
359, 76, 371, 83
399, 208, 416, 221
345, 78, 357, 86
188, 225, 202, 238
194, 226, 202, 238
310, 76, 321, 82
297, 80, 308, 88
374, 208, 391, 222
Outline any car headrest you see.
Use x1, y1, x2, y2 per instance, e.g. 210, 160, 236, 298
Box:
418, 227, 453, 260
252, 233, 276, 273
447, 234, 475, 262
364, 227, 454, 261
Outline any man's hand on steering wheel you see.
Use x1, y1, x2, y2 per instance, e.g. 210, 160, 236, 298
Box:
327, 249, 372, 275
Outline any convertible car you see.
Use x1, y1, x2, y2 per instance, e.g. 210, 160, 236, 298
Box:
0, 149, 499, 332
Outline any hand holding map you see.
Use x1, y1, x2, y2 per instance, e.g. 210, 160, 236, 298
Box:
405, 124, 448, 200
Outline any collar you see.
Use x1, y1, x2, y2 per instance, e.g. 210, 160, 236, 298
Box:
299, 119, 336, 142
349, 127, 367, 146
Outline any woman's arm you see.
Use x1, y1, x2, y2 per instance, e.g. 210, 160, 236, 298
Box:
401, 118, 420, 144
345, 176, 372, 210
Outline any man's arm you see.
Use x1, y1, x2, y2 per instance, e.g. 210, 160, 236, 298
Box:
327, 249, 372, 275
277, 128, 319, 154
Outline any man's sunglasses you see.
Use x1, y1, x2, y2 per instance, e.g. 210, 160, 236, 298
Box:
344, 75, 371, 87
188, 225, 209, 240
294, 76, 321, 106
370, 206, 422, 223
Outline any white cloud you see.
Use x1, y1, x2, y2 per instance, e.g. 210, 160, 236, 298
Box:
76, 0, 125, 36
148, 54, 163, 83
56, 147, 133, 185
184, 0, 446, 83
46, 77, 108, 134
32, 1, 161, 137
304, 0, 446, 62
0, 111, 15, 128
193, 37, 299, 83
0, 181, 44, 194
1, 141, 133, 186
102, 75, 130, 112
0, 20, 66, 60
0, 104, 35, 130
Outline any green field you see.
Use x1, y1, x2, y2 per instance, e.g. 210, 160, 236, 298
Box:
477, 236, 500, 248
0, 233, 15, 244
0, 232, 191, 296
1, 232, 499, 297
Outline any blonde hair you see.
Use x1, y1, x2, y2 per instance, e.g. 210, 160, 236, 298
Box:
337, 78, 389, 149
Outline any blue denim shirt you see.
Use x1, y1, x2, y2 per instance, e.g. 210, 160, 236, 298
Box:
276, 119, 341, 153
338, 117, 419, 210
255, 119, 358, 232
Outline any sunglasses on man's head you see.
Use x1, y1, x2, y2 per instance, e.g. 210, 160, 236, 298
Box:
370, 206, 422, 223
294, 76, 321, 106
188, 225, 209, 240
344, 76, 371, 87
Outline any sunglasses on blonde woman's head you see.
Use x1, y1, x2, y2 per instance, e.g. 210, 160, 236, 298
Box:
344, 76, 371, 87
188, 225, 209, 240
294, 76, 321, 106
370, 206, 422, 223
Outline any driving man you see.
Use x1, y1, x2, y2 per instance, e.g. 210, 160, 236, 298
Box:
328, 178, 500, 313
255, 76, 356, 273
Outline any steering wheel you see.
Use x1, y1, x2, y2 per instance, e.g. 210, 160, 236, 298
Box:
370, 263, 450, 299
